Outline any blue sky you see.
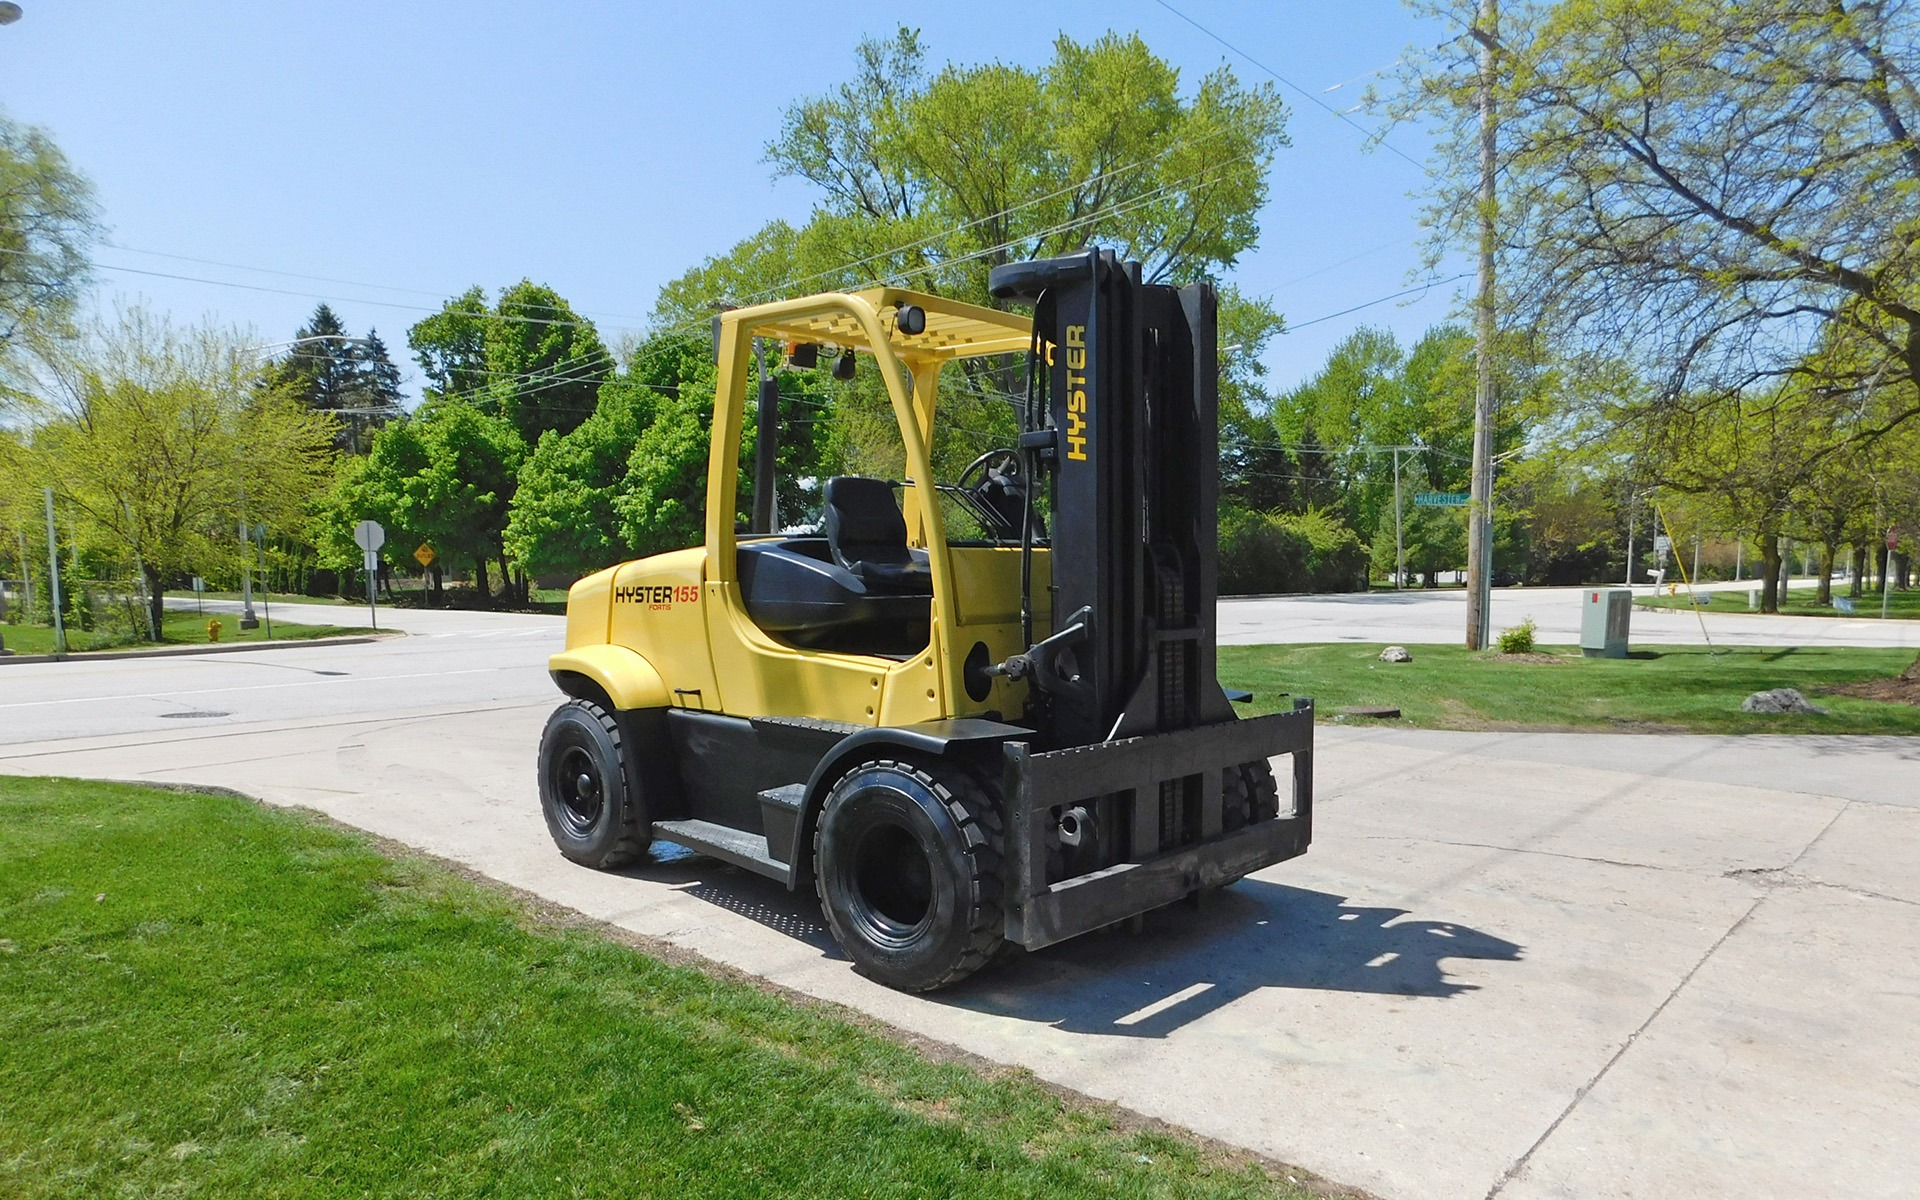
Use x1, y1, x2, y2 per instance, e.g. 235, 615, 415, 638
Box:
2, 1, 1467, 402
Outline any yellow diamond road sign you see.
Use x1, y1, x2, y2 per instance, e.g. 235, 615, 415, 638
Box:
414, 544, 437, 568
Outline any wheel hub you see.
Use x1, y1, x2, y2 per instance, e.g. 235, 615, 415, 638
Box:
553, 745, 604, 834
851, 821, 934, 937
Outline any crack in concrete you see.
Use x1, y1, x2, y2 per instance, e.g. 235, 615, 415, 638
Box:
1352, 834, 1690, 876
1485, 797, 1857, 1198
1721, 864, 1918, 908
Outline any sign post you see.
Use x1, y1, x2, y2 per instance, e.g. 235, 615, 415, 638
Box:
1884, 526, 1899, 620
353, 520, 386, 631
413, 543, 437, 607
43, 488, 66, 657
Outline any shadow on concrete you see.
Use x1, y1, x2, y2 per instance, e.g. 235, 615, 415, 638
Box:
625, 841, 1520, 1032
615, 843, 842, 955
937, 880, 1522, 1037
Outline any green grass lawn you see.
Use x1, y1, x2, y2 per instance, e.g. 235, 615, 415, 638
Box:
1, 609, 374, 656
0, 778, 1324, 1200
1220, 642, 1920, 735
1637, 584, 1920, 619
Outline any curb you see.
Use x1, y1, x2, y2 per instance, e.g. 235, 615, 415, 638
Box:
0, 632, 402, 666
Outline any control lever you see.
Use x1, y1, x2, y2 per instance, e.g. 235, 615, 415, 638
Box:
986, 606, 1092, 697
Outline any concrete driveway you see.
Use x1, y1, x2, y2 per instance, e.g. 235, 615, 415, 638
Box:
4, 606, 1915, 1199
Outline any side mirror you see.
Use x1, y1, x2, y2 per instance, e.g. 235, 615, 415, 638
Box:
895, 304, 926, 336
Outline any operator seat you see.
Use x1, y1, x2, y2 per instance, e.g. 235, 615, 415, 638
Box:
822, 476, 932, 592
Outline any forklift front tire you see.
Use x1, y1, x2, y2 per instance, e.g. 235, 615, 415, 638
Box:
538, 699, 649, 869
815, 759, 1004, 992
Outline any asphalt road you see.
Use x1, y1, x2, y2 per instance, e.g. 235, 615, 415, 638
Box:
4, 595, 1917, 1199
1219, 579, 1920, 648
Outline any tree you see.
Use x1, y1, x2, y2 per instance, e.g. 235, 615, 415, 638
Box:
0, 112, 99, 393
264, 305, 406, 453
408, 286, 490, 398
324, 401, 525, 600
482, 282, 611, 443
504, 382, 654, 578
351, 329, 406, 431
1624, 368, 1883, 610
655, 28, 1289, 323
408, 282, 611, 445
26, 308, 334, 632
1397, 0, 1920, 445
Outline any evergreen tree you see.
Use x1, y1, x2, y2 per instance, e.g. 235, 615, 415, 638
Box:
343, 328, 406, 453
269, 304, 356, 413
268, 305, 407, 453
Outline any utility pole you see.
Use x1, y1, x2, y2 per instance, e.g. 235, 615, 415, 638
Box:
1624, 495, 1636, 586
1465, 0, 1499, 649
16, 529, 31, 623
43, 488, 66, 656
1393, 446, 1405, 589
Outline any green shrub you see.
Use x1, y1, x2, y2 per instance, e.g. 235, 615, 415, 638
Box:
1219, 506, 1370, 595
1496, 618, 1537, 654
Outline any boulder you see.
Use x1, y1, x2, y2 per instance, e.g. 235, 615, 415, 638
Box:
1379, 645, 1413, 663
1741, 687, 1828, 715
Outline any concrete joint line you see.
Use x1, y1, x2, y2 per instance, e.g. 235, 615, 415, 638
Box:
1484, 798, 1855, 1199
1356, 834, 1691, 877
1483, 890, 1770, 1199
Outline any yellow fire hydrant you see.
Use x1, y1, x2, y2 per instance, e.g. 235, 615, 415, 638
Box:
207, 618, 222, 643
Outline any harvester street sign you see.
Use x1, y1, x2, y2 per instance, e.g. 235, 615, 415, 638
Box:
1413, 492, 1469, 507
414, 544, 437, 568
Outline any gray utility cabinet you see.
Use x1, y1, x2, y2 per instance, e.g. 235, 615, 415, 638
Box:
1580, 588, 1633, 658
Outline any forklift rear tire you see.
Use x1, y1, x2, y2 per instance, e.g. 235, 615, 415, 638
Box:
815, 759, 1004, 992
538, 698, 649, 869
1212, 759, 1283, 889
1223, 759, 1282, 830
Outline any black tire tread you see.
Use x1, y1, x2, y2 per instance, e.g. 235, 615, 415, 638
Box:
814, 757, 1006, 992
1215, 758, 1282, 888
547, 698, 648, 869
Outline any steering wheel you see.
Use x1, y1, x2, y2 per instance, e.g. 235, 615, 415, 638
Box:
958, 448, 1021, 491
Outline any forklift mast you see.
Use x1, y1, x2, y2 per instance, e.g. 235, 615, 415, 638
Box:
992, 248, 1235, 749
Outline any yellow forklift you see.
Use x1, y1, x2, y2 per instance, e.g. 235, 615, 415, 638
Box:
539, 248, 1314, 991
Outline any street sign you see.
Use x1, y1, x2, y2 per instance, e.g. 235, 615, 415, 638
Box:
1654, 535, 1672, 557
1413, 492, 1470, 507
353, 520, 385, 631
414, 543, 437, 568
191, 577, 204, 593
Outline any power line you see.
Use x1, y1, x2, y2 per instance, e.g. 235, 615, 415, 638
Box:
100, 242, 657, 325
1150, 0, 1430, 173
73, 255, 644, 337
1285, 273, 1470, 330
